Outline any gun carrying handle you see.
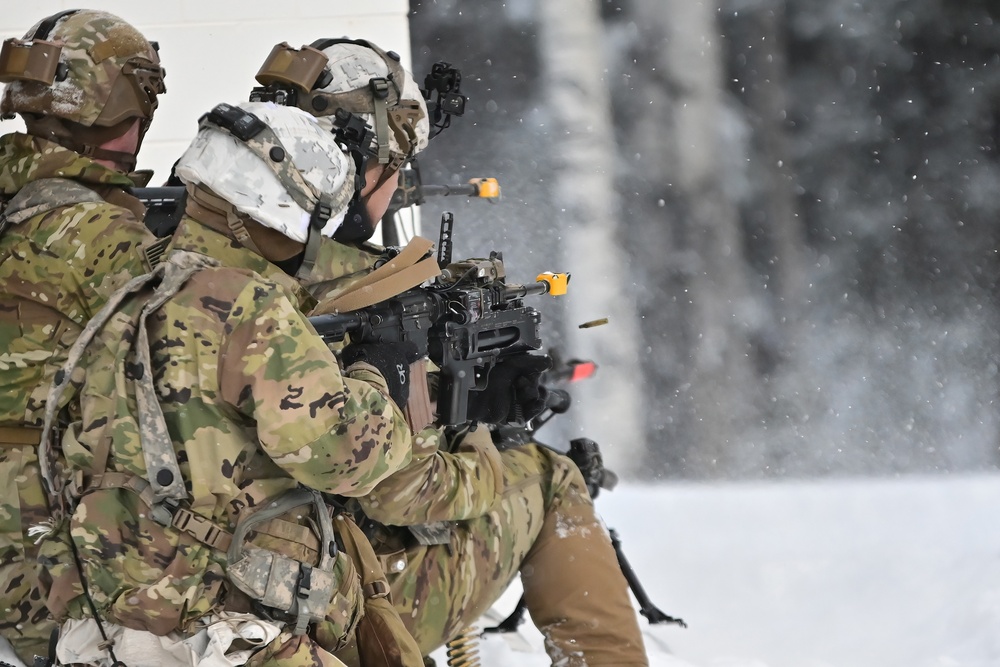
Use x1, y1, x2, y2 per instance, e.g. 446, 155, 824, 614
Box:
404, 358, 435, 432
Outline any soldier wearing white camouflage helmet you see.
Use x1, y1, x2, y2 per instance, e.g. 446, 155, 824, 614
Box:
36, 101, 425, 667
251, 38, 429, 246
250, 39, 651, 667
0, 9, 165, 664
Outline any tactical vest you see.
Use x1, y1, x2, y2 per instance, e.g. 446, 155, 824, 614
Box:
38, 250, 421, 666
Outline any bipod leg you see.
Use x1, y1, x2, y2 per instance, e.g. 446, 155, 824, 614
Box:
482, 594, 528, 634
609, 528, 687, 628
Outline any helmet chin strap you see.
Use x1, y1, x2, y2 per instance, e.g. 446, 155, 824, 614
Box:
300, 194, 336, 274
74, 144, 138, 172
24, 115, 139, 172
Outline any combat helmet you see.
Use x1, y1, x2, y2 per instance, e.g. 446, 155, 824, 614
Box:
0, 9, 165, 168
252, 39, 429, 174
175, 101, 356, 261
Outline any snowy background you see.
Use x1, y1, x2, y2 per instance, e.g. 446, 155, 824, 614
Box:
430, 474, 1000, 667
1, 1, 999, 665
4, 473, 997, 666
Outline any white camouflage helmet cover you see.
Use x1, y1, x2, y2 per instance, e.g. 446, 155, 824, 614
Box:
175, 101, 355, 243
315, 41, 429, 161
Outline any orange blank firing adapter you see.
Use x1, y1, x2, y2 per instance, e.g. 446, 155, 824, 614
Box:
537, 272, 570, 295
469, 177, 501, 201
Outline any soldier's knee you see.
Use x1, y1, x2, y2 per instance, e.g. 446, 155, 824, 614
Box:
505, 443, 592, 511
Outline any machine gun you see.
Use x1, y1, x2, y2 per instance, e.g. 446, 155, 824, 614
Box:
132, 175, 536, 427
381, 160, 500, 246
309, 212, 568, 426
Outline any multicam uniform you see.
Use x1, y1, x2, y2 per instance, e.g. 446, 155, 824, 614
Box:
0, 133, 156, 662
40, 204, 418, 665
305, 253, 650, 667
360, 440, 647, 666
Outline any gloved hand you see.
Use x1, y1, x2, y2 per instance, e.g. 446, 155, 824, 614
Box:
567, 437, 619, 499
341, 341, 421, 408
467, 353, 553, 425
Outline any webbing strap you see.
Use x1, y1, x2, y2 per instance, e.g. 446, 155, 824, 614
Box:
171, 507, 233, 552
132, 255, 209, 505
310, 236, 440, 315
0, 425, 42, 447
335, 513, 392, 601
370, 79, 391, 164
71, 470, 234, 552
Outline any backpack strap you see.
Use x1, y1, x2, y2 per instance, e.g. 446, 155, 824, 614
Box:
39, 250, 218, 505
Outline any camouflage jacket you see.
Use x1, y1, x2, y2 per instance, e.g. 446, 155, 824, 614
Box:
49, 216, 415, 633
354, 425, 505, 527
0, 132, 152, 425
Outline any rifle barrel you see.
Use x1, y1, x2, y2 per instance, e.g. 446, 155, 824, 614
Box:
504, 281, 551, 300
417, 184, 480, 198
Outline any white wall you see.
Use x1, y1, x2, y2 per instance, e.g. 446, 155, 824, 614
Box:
0, 1, 413, 182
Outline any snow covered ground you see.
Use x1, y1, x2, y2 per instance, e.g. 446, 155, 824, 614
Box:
430, 473, 1000, 667
4, 473, 997, 666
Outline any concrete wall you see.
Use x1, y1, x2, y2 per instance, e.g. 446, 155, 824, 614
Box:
0, 1, 412, 182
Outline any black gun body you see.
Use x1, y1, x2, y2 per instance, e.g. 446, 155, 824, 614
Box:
312, 288, 448, 346
310, 286, 544, 425
433, 307, 541, 424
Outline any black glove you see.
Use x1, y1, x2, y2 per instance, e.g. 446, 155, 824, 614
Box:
567, 437, 618, 499
467, 353, 553, 425
341, 341, 421, 408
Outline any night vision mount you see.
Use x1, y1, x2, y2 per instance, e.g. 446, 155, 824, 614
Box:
422, 61, 466, 138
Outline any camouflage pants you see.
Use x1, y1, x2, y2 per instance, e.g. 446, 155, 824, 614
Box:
373, 444, 648, 666
0, 446, 57, 664
244, 632, 351, 667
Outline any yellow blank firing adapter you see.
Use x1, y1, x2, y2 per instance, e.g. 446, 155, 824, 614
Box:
469, 177, 501, 201
537, 272, 570, 295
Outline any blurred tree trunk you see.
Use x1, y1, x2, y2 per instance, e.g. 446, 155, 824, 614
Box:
724, 0, 806, 354
536, 0, 647, 478
612, 0, 765, 477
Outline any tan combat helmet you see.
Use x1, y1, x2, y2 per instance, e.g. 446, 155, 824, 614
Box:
252, 39, 429, 173
0, 9, 166, 169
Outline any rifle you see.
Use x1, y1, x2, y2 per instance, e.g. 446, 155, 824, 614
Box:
381, 159, 500, 246
309, 212, 568, 426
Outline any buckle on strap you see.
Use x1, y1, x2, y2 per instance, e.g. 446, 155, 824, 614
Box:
172, 507, 233, 552
363, 580, 390, 600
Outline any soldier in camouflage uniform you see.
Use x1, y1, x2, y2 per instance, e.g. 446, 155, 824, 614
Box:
39, 101, 427, 667
0, 10, 165, 664
258, 40, 650, 666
